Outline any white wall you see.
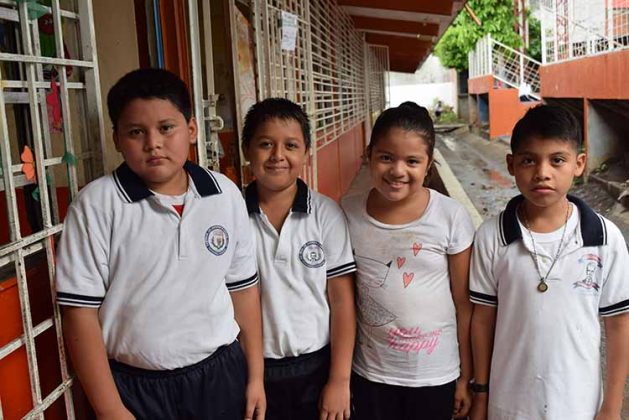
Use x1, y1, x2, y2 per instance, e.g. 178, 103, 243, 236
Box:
389, 82, 457, 112
388, 54, 458, 112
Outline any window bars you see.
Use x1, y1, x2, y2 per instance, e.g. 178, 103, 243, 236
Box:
366, 44, 388, 122
252, 0, 386, 189
540, 0, 629, 64
0, 0, 104, 418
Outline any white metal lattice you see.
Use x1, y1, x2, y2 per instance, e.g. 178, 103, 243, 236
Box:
252, 0, 381, 189
0, 0, 104, 418
366, 44, 388, 122
540, 0, 629, 64
468, 34, 542, 100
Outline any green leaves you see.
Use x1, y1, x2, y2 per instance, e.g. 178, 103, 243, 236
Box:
435, 0, 526, 70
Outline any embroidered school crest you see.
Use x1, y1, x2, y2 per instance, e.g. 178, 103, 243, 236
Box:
299, 241, 325, 268
573, 254, 602, 292
205, 225, 229, 255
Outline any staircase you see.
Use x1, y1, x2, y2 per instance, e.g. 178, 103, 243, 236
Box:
468, 34, 542, 100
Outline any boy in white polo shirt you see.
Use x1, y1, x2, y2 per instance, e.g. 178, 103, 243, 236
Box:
241, 98, 357, 420
469, 105, 629, 420
55, 68, 265, 419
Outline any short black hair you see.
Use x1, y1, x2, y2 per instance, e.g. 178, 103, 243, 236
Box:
511, 105, 582, 153
369, 101, 436, 161
242, 98, 311, 150
107, 68, 192, 130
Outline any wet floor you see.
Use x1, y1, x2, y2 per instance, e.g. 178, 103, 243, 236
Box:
436, 129, 518, 218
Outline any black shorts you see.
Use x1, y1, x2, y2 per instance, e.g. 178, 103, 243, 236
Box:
110, 341, 247, 420
351, 372, 455, 420
264, 345, 330, 420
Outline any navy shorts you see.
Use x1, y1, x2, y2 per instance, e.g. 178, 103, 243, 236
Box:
351, 372, 455, 420
110, 341, 247, 420
264, 345, 330, 420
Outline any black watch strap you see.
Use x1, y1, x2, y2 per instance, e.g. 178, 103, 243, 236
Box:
471, 382, 489, 393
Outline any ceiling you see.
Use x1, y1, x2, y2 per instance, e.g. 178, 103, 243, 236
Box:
339, 0, 467, 73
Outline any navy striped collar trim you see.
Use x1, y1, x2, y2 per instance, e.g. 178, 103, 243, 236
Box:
499, 194, 606, 247
113, 161, 222, 203
245, 178, 311, 214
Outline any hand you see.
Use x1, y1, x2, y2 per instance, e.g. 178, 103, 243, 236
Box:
594, 407, 621, 420
469, 393, 488, 420
453, 378, 472, 418
319, 378, 350, 420
96, 405, 135, 420
244, 379, 266, 420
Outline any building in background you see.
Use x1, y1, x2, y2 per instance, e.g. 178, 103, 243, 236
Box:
389, 54, 458, 113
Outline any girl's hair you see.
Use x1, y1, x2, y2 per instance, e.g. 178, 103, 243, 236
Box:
368, 101, 436, 162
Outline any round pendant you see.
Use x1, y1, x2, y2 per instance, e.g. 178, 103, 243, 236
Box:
537, 281, 548, 293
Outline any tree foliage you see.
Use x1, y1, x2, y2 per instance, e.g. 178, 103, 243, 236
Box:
527, 15, 542, 62
435, 0, 524, 70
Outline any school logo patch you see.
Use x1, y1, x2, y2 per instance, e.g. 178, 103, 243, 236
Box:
299, 241, 325, 268
205, 225, 229, 256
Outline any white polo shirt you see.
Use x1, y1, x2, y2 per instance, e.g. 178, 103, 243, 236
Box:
56, 162, 258, 370
470, 194, 629, 420
246, 179, 357, 359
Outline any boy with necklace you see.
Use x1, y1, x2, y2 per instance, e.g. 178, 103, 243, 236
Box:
469, 105, 629, 419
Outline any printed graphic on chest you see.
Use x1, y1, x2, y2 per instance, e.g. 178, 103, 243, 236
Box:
299, 241, 325, 268
399, 242, 422, 288
204, 225, 229, 255
573, 253, 602, 293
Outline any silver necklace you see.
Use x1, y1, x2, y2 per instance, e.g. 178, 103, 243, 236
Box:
521, 202, 570, 293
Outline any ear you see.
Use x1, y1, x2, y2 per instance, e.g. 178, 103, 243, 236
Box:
426, 158, 434, 175
575, 152, 586, 177
188, 117, 198, 145
506, 154, 515, 176
113, 129, 122, 152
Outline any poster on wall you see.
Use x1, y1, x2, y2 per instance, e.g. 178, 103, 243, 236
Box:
281, 11, 298, 51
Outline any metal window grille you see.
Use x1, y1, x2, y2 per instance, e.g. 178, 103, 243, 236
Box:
252, 0, 316, 185
0, 0, 104, 418
540, 0, 629, 64
366, 44, 388, 121
252, 0, 382, 190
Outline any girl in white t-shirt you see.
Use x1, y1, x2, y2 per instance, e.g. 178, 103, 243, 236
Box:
342, 102, 475, 420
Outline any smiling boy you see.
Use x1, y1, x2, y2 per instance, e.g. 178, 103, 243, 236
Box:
242, 98, 357, 420
469, 105, 629, 420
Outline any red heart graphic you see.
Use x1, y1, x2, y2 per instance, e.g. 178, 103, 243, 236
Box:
412, 242, 422, 256
396, 257, 406, 268
403, 272, 414, 288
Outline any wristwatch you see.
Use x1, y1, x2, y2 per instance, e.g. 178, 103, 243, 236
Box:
471, 382, 489, 393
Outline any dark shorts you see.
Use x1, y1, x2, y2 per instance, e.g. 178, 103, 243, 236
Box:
351, 372, 455, 420
264, 345, 330, 420
110, 341, 247, 420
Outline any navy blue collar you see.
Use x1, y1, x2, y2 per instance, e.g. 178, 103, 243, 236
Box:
245, 178, 311, 214
499, 194, 606, 246
113, 161, 222, 203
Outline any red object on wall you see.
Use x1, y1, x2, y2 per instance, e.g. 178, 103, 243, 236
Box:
0, 259, 66, 419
